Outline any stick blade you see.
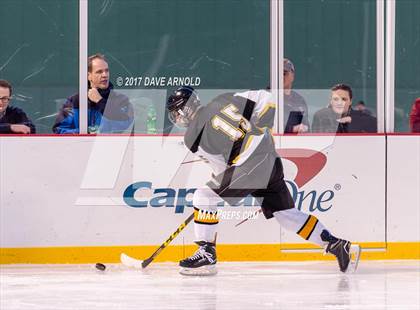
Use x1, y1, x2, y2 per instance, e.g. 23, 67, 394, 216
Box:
120, 253, 143, 269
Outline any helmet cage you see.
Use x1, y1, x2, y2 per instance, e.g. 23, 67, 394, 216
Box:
167, 87, 200, 128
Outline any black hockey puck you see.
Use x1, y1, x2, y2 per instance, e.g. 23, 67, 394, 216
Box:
95, 263, 106, 271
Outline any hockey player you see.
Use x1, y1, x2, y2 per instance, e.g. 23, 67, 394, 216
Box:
166, 86, 360, 275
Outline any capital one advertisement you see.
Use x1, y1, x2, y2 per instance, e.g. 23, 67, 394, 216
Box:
0, 136, 385, 248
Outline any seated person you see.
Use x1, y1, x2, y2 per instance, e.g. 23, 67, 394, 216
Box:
283, 58, 310, 133
0, 79, 36, 134
312, 84, 377, 133
53, 54, 134, 134
354, 100, 373, 115
409, 98, 420, 133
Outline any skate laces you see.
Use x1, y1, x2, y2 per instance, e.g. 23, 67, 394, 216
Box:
325, 239, 349, 255
190, 246, 214, 262
325, 239, 342, 254
325, 240, 338, 253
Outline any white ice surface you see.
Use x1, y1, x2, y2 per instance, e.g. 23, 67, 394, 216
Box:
1, 260, 419, 310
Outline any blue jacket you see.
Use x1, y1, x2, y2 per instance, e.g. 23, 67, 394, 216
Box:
53, 84, 134, 134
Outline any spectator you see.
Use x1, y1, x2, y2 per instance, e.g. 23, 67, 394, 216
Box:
312, 84, 377, 133
354, 100, 372, 115
53, 53, 134, 134
283, 58, 310, 133
0, 79, 36, 134
409, 98, 420, 133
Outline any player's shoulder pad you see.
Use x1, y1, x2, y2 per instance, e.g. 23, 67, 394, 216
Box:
234, 89, 273, 104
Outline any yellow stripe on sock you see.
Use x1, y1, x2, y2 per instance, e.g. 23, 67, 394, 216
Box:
194, 208, 219, 225
297, 215, 319, 240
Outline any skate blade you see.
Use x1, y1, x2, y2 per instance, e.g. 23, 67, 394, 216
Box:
347, 244, 362, 273
179, 265, 217, 276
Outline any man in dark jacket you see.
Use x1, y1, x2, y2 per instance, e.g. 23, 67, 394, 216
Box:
0, 79, 36, 134
312, 84, 377, 133
53, 54, 134, 134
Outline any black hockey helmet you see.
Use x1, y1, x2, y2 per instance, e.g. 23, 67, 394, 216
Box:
166, 86, 200, 127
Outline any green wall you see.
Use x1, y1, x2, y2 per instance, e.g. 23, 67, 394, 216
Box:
88, 0, 270, 133
285, 0, 377, 121
0, 0, 78, 133
1, 0, 418, 133
89, 0, 270, 90
395, 0, 420, 132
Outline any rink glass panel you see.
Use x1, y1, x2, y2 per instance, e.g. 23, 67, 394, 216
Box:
0, 0, 79, 134
88, 0, 270, 134
395, 0, 420, 132
284, 0, 377, 128
1, 1, 419, 134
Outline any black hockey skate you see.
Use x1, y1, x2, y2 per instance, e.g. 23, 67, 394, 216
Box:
321, 230, 361, 273
179, 241, 217, 276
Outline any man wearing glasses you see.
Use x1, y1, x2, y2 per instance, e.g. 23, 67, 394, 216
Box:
0, 79, 35, 134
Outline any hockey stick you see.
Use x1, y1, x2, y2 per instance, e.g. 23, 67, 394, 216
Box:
235, 209, 262, 227
121, 145, 200, 268
121, 212, 194, 269
181, 158, 208, 165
